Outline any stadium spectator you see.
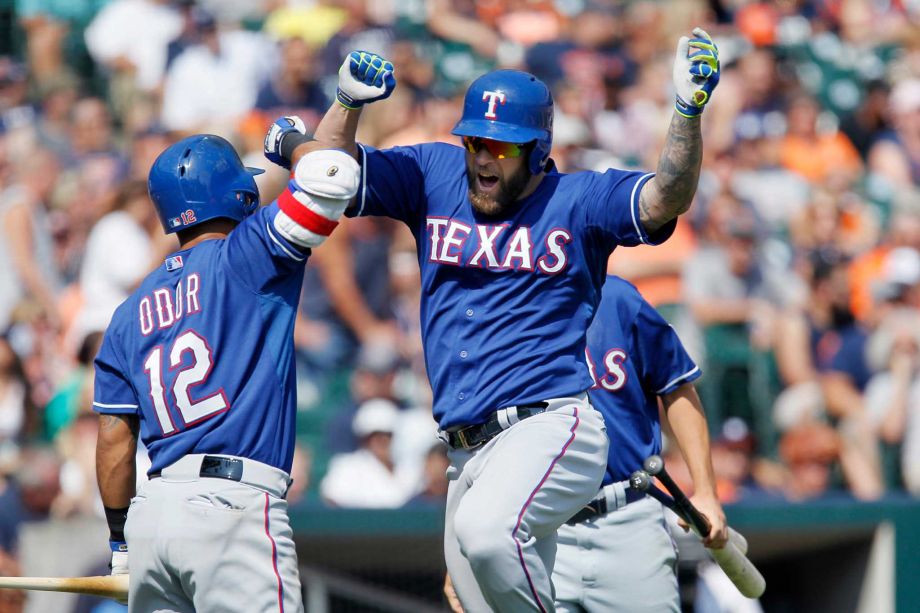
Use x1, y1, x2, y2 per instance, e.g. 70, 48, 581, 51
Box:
160, 9, 276, 133
254, 36, 328, 132
0, 149, 63, 332
320, 399, 418, 508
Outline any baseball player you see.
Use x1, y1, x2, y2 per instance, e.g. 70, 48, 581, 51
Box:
93, 132, 359, 612
265, 29, 719, 612
554, 274, 727, 612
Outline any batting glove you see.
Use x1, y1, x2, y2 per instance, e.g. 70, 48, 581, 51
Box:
336, 50, 396, 110
264, 115, 310, 170
673, 27, 720, 118
109, 540, 129, 575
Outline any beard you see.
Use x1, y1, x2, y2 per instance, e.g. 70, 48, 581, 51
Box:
466, 158, 531, 216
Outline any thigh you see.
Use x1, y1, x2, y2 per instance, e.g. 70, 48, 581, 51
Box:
168, 482, 304, 613
126, 482, 195, 613
458, 405, 607, 540
444, 453, 492, 613
584, 499, 680, 613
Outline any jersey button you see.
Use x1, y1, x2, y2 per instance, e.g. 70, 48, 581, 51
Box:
465, 309, 474, 317
459, 350, 468, 359
458, 392, 465, 400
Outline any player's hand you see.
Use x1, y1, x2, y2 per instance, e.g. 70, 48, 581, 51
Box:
336, 50, 396, 110
672, 27, 720, 118
683, 494, 728, 549
264, 115, 308, 169
109, 541, 129, 604
444, 573, 464, 613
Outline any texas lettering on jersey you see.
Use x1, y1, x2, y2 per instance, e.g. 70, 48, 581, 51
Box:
585, 347, 629, 392
425, 216, 572, 273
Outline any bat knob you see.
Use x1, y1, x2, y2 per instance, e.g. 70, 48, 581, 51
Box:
644, 455, 664, 476
629, 470, 650, 491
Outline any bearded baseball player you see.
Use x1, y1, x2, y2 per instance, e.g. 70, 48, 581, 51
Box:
554, 274, 727, 612
265, 28, 719, 612
93, 133, 359, 612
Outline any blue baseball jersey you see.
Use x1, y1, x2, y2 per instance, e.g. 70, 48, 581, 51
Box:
586, 275, 700, 485
92, 202, 309, 474
350, 142, 675, 428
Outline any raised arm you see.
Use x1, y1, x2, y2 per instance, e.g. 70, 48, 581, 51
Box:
639, 28, 720, 233
264, 51, 396, 168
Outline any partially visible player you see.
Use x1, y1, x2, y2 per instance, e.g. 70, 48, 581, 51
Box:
93, 133, 359, 612
554, 274, 727, 612
267, 29, 720, 612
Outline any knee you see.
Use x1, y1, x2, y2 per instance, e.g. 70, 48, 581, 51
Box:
454, 509, 516, 569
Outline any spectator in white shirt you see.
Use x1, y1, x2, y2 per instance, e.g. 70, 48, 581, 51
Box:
320, 399, 419, 508
84, 0, 183, 93
160, 9, 277, 133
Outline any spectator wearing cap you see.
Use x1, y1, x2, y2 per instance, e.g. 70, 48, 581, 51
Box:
319, 399, 419, 508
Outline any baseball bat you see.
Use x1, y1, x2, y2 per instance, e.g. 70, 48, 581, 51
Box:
0, 575, 129, 600
641, 457, 766, 599
630, 470, 748, 554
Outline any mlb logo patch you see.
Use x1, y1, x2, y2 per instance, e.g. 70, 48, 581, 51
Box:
169, 217, 183, 229
165, 256, 184, 271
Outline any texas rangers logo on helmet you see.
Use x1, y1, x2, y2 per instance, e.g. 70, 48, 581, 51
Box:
482, 90, 506, 120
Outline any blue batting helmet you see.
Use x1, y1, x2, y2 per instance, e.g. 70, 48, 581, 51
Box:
148, 134, 264, 234
452, 70, 554, 175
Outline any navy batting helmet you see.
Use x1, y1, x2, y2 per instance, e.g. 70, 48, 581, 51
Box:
452, 70, 554, 175
148, 134, 264, 234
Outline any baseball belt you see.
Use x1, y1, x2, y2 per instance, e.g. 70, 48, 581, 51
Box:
444, 402, 550, 450
149, 454, 291, 498
565, 479, 646, 525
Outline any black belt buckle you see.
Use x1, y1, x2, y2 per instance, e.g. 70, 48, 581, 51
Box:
200, 456, 243, 482
565, 497, 608, 525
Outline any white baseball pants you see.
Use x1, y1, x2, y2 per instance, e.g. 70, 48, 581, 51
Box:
444, 393, 608, 612
125, 454, 303, 613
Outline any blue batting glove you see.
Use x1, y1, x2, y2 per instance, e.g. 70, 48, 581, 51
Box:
672, 27, 720, 118
264, 116, 308, 169
336, 50, 396, 110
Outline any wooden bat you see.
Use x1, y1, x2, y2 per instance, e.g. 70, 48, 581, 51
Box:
0, 574, 128, 600
642, 456, 767, 599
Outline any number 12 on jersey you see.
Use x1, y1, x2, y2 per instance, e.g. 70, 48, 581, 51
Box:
143, 330, 228, 435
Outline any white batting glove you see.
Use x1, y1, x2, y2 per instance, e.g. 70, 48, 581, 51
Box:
336, 50, 396, 110
672, 27, 720, 118
110, 541, 129, 575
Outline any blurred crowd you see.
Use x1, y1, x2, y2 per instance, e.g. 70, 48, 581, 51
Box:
1, 0, 920, 603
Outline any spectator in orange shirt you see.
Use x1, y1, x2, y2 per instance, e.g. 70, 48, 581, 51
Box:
779, 93, 863, 185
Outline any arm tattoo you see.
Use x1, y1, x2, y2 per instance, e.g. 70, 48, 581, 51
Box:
639, 114, 703, 232
99, 414, 140, 440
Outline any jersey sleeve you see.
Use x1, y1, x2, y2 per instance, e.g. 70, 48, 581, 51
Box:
93, 327, 140, 415
348, 143, 427, 224
631, 299, 700, 396
222, 202, 311, 294
580, 169, 676, 248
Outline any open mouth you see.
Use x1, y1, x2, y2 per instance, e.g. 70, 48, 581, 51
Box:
477, 173, 499, 192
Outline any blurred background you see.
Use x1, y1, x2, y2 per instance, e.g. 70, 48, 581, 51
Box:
0, 0, 918, 611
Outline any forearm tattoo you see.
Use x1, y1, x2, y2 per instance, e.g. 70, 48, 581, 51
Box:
639, 114, 702, 232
